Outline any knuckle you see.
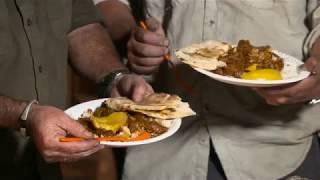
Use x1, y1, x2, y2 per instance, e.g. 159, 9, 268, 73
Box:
140, 46, 148, 56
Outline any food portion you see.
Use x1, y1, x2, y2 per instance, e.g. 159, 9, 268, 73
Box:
214, 40, 284, 79
78, 93, 196, 142
176, 40, 284, 80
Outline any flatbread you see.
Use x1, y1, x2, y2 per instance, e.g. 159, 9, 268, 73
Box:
133, 102, 196, 119
175, 40, 230, 70
139, 93, 181, 108
105, 93, 196, 120
106, 97, 168, 111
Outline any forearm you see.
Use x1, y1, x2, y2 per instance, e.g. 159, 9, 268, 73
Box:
68, 23, 127, 83
95, 0, 136, 42
0, 96, 26, 128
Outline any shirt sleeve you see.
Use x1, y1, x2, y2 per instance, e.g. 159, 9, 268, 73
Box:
70, 0, 103, 31
304, 6, 320, 56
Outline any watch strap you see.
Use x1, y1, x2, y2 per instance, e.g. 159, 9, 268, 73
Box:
98, 69, 131, 98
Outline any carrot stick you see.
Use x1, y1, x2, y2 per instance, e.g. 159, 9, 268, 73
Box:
59, 137, 86, 142
59, 132, 151, 142
139, 21, 148, 30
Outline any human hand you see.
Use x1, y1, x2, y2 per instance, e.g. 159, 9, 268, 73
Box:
127, 17, 169, 74
27, 105, 103, 163
110, 73, 154, 102
254, 54, 320, 106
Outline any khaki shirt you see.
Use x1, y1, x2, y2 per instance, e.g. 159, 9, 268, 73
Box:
96, 0, 320, 179
0, 0, 100, 179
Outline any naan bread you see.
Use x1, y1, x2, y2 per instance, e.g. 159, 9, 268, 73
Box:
106, 97, 168, 111
133, 102, 196, 119
140, 93, 181, 109
105, 93, 196, 120
175, 40, 230, 70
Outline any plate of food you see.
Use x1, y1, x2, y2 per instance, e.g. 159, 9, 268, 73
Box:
175, 40, 310, 87
63, 93, 196, 147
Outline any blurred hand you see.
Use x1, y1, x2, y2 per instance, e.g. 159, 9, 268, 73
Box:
27, 105, 103, 163
254, 41, 320, 105
127, 17, 169, 74
110, 73, 154, 102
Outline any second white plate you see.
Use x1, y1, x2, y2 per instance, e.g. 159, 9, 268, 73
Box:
194, 51, 310, 87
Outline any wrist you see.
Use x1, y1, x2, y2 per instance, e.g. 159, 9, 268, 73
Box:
19, 99, 39, 128
98, 69, 131, 97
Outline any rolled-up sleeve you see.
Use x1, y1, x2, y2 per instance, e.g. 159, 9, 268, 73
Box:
71, 0, 103, 31
304, 6, 320, 56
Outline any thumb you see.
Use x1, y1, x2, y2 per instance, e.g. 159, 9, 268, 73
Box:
64, 118, 94, 139
146, 17, 165, 36
305, 56, 318, 74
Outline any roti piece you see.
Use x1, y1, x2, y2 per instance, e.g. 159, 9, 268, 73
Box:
106, 97, 168, 111
175, 40, 230, 70
105, 93, 196, 120
140, 93, 181, 108
133, 102, 196, 119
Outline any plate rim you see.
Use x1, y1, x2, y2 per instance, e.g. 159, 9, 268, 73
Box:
64, 98, 182, 147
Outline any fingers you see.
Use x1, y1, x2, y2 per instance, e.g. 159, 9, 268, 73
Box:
128, 35, 168, 57
145, 17, 164, 34
128, 51, 165, 66
113, 74, 154, 102
305, 56, 320, 75
45, 144, 104, 163
131, 82, 154, 102
62, 118, 94, 139
127, 17, 168, 75
128, 61, 160, 75
57, 139, 101, 154
253, 75, 319, 104
127, 50, 163, 74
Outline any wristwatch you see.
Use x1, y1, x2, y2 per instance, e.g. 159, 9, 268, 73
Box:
98, 69, 131, 98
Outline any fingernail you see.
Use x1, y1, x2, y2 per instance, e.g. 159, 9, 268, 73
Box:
84, 131, 94, 138
277, 97, 287, 104
165, 48, 169, 54
163, 40, 169, 46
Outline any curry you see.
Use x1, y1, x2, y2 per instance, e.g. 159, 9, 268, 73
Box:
213, 40, 284, 78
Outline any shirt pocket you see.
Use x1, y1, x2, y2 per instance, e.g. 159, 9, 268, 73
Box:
239, 0, 275, 9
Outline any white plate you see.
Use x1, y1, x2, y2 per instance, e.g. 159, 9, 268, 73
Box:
193, 51, 310, 87
65, 98, 181, 147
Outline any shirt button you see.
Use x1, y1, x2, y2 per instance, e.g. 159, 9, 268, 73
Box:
38, 65, 43, 73
209, 20, 215, 25
26, 18, 33, 26
200, 138, 207, 145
